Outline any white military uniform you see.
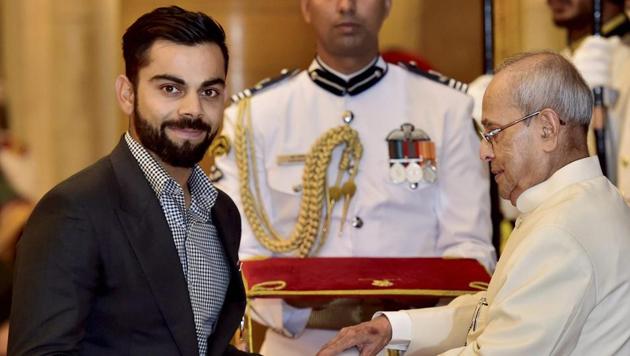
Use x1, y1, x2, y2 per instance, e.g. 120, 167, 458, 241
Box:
611, 17, 630, 201
384, 157, 630, 355
566, 14, 630, 201
215, 56, 496, 355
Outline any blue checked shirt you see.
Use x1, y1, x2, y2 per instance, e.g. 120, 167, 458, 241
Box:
125, 133, 230, 355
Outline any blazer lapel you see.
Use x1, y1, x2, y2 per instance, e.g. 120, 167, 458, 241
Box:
207, 191, 246, 356
110, 139, 199, 356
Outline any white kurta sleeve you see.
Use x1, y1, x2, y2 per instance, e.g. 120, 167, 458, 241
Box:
431, 226, 594, 356
403, 293, 481, 355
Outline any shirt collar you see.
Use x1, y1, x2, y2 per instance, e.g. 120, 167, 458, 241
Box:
307, 55, 388, 96
515, 156, 603, 214
125, 132, 171, 196
124, 132, 218, 213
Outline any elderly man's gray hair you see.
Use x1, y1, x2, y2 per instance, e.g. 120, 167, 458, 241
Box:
496, 51, 593, 127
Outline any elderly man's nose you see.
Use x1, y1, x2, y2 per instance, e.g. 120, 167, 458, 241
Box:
479, 140, 495, 162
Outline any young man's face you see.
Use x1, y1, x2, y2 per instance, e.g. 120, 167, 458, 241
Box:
301, 0, 391, 58
129, 39, 226, 168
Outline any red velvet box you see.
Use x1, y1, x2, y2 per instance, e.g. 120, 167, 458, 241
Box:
241, 257, 490, 304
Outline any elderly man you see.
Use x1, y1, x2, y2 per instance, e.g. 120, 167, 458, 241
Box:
317, 51, 630, 356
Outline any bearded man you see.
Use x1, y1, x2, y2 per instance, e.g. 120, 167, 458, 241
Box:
8, 6, 253, 356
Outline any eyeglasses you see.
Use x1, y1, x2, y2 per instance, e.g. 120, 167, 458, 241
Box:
480, 110, 541, 144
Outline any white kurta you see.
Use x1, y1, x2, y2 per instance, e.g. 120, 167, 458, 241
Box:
385, 157, 630, 355
215, 58, 495, 355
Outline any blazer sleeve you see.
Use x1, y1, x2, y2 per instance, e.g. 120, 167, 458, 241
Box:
9, 189, 99, 355
223, 344, 261, 356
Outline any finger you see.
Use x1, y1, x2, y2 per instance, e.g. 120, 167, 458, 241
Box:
318, 327, 364, 355
359, 343, 387, 356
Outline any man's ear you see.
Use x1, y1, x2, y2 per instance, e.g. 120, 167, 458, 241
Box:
538, 108, 562, 152
384, 0, 393, 18
300, 0, 311, 24
115, 75, 135, 116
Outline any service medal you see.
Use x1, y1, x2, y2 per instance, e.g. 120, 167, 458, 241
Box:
386, 123, 438, 185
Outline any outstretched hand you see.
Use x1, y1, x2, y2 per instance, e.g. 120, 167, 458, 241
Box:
316, 316, 392, 356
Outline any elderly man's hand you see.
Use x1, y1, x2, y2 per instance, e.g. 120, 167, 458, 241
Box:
316, 315, 392, 356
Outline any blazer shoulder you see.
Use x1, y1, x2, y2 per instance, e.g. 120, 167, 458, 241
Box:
48, 156, 114, 199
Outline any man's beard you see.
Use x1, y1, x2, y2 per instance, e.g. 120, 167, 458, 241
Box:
133, 105, 215, 168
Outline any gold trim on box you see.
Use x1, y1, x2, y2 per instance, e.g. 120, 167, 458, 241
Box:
246, 288, 478, 298
243, 271, 489, 298
469, 281, 489, 291
251, 280, 287, 291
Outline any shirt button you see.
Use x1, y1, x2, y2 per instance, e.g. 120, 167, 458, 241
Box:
621, 156, 629, 168
352, 216, 363, 228
342, 110, 354, 124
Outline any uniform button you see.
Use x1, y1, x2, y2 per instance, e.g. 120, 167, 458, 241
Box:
342, 110, 354, 124
621, 156, 629, 168
352, 216, 363, 228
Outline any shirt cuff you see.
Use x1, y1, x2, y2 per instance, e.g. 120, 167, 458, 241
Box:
282, 302, 312, 337
374, 311, 411, 351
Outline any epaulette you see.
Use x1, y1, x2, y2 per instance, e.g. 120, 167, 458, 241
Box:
398, 62, 468, 93
231, 68, 301, 103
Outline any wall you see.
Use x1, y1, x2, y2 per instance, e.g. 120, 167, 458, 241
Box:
0, 0, 568, 197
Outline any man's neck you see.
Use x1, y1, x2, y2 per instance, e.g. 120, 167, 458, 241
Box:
548, 147, 590, 181
316, 47, 379, 75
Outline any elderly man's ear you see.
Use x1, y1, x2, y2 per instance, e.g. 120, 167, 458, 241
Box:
538, 109, 562, 152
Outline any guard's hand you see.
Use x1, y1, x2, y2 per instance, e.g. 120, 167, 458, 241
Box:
316, 316, 392, 356
572, 35, 618, 88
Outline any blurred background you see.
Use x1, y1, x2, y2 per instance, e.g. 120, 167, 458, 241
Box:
0, 0, 564, 199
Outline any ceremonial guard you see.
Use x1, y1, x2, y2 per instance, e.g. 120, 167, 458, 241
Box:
548, 0, 630, 201
214, 1, 495, 354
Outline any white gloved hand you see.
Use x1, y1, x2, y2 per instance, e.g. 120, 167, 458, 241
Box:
467, 74, 493, 124
572, 35, 619, 88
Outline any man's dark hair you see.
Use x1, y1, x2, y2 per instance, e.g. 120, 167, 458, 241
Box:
122, 6, 229, 85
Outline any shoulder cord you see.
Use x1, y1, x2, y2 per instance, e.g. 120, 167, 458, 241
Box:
234, 98, 362, 257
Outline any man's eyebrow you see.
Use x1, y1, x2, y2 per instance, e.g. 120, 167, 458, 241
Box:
149, 75, 226, 89
481, 118, 498, 127
150, 74, 185, 85
201, 78, 226, 87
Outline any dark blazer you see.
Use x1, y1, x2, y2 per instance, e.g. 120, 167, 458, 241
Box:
9, 139, 251, 356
